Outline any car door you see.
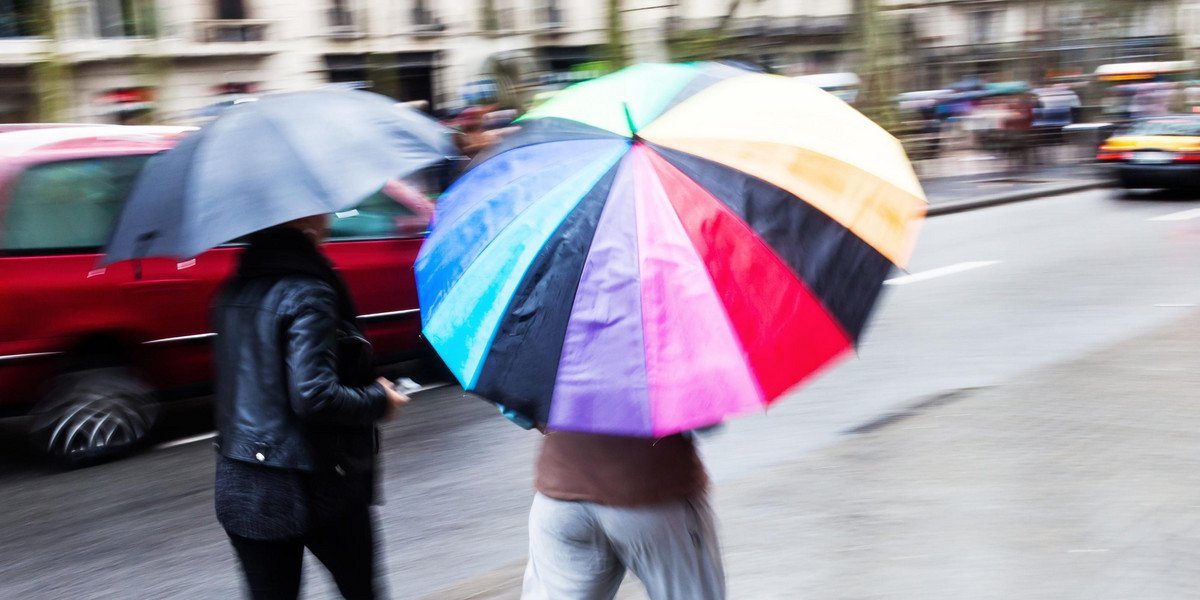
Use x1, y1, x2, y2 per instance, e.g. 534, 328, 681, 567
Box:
323, 186, 430, 363
0, 155, 145, 405
139, 184, 432, 386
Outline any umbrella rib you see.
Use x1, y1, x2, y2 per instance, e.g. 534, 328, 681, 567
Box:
641, 143, 860, 361
424, 144, 628, 317
176, 130, 207, 258
641, 145, 849, 298
642, 138, 923, 270
424, 150, 628, 386
632, 148, 768, 421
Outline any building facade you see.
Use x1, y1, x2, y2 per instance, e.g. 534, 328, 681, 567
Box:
0, 0, 1197, 124
0, 0, 617, 123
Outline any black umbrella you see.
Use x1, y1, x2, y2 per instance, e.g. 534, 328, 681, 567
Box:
104, 90, 458, 264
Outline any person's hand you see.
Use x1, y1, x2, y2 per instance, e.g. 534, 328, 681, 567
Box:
377, 377, 411, 420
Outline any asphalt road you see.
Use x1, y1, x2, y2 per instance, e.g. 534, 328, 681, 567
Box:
3, 186, 1200, 599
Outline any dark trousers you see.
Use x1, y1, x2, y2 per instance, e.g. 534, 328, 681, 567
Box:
227, 505, 380, 600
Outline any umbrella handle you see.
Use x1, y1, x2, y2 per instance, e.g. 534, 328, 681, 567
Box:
132, 232, 157, 280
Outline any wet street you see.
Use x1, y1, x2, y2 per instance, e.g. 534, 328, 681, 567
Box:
3, 186, 1200, 599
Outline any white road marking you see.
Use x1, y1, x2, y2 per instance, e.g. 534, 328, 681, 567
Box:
884, 261, 1001, 286
154, 431, 216, 450
1148, 208, 1200, 221
1155, 303, 1198, 307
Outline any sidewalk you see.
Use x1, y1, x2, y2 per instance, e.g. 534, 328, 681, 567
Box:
421, 311, 1200, 599
917, 148, 1105, 208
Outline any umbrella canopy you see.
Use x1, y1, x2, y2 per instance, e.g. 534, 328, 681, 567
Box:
104, 90, 457, 264
416, 62, 926, 437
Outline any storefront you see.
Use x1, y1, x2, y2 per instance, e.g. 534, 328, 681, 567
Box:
324, 51, 439, 110
539, 45, 602, 74
0, 66, 34, 123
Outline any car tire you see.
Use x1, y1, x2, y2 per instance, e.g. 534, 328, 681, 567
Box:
31, 368, 157, 467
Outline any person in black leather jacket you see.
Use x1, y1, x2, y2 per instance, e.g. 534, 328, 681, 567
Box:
213, 215, 409, 600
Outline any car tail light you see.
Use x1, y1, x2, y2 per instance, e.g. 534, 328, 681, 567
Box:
1176, 153, 1200, 162
1097, 152, 1131, 160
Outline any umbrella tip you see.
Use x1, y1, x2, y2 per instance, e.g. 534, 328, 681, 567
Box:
622, 103, 639, 140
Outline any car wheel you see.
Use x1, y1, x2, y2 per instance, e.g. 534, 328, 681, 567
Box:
31, 368, 157, 466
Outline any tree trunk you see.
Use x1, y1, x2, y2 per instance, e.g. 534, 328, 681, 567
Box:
606, 0, 629, 69
130, 0, 169, 125
32, 1, 71, 123
857, 0, 899, 133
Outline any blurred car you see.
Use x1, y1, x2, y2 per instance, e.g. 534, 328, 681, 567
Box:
1097, 115, 1200, 189
0, 125, 433, 464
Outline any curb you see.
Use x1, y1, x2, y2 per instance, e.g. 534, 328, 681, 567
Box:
926, 179, 1107, 217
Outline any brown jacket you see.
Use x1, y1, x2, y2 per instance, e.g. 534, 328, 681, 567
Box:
534, 431, 708, 507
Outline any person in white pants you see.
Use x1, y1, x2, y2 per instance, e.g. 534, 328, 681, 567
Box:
519, 431, 726, 600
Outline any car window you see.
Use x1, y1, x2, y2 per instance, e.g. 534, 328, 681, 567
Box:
1123, 118, 1200, 136
328, 182, 433, 241
2, 155, 151, 253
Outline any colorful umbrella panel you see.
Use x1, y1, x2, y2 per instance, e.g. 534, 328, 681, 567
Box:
417, 63, 926, 437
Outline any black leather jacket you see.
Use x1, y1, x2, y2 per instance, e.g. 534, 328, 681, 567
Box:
213, 275, 388, 473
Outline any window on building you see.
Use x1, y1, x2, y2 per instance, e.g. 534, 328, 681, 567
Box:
544, 0, 562, 27
969, 10, 996, 45
0, 0, 35, 37
2, 156, 152, 252
217, 0, 246, 20
482, 0, 515, 32
330, 0, 353, 28
413, 0, 434, 27
96, 0, 139, 37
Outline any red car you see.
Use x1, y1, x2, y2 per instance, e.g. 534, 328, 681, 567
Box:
0, 125, 431, 462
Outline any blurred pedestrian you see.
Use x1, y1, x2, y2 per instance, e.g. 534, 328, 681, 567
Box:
452, 106, 500, 158
212, 215, 410, 600
1002, 95, 1035, 173
520, 430, 725, 600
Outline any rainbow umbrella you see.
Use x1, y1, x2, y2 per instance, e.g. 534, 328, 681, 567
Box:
416, 63, 926, 437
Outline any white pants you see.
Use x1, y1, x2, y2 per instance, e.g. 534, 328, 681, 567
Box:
521, 493, 726, 600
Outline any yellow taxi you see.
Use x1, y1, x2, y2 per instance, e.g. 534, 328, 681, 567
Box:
1098, 115, 1200, 189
